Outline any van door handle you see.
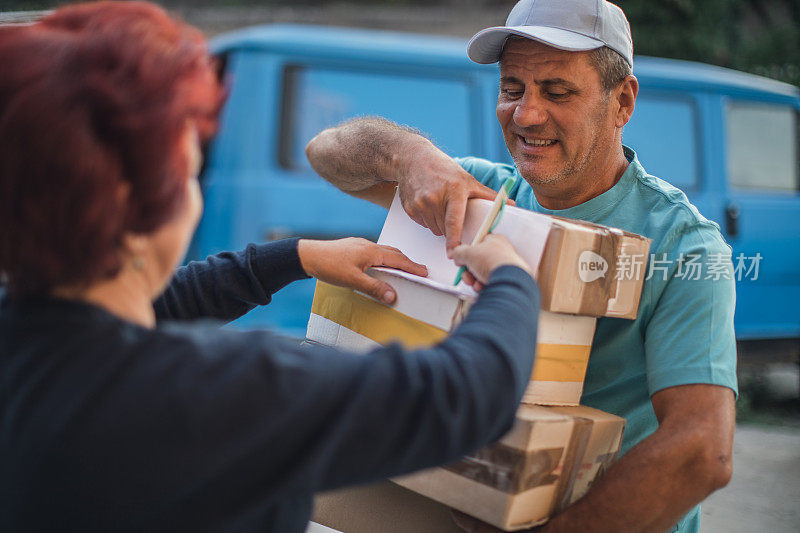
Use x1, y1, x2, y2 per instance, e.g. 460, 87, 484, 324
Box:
725, 203, 740, 238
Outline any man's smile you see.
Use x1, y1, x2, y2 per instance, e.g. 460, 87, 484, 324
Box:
516, 134, 559, 153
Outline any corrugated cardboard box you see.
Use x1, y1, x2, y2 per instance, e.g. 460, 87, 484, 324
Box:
393, 404, 625, 531
538, 216, 650, 319
313, 405, 625, 532
550, 406, 625, 506
307, 278, 595, 405
306, 192, 647, 406
458, 197, 650, 319
313, 481, 462, 533
527, 310, 595, 405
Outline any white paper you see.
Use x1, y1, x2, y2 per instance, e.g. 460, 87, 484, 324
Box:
378, 191, 553, 283
377, 194, 459, 284
462, 199, 552, 274
370, 267, 477, 299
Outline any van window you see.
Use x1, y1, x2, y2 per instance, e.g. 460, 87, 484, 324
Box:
622, 95, 699, 190
280, 65, 475, 170
726, 101, 799, 193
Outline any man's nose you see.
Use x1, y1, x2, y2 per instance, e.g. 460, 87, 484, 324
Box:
513, 95, 548, 127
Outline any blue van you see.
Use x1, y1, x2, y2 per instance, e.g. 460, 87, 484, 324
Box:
194, 24, 800, 345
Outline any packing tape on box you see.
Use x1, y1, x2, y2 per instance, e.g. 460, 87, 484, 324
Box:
538, 217, 647, 318
573, 226, 618, 317
393, 410, 607, 530
586, 451, 619, 488
308, 282, 593, 386
310, 282, 447, 348
531, 344, 592, 382
551, 416, 593, 513
443, 445, 563, 493
442, 417, 592, 502
441, 416, 592, 508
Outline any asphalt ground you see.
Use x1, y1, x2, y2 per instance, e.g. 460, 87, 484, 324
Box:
701, 424, 800, 533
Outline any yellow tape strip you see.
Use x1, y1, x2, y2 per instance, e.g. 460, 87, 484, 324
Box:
311, 281, 447, 348
311, 282, 590, 382
531, 344, 591, 383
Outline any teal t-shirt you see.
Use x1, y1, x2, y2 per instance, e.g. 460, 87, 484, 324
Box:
456, 146, 737, 533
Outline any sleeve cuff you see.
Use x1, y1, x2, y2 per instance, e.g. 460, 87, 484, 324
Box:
251, 238, 311, 289
647, 365, 739, 399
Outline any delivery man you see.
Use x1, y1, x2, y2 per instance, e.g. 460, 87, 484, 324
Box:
305, 0, 738, 531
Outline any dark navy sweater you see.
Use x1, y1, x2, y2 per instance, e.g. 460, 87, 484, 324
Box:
0, 239, 539, 532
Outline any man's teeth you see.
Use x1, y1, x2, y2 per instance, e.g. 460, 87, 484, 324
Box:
522, 137, 556, 146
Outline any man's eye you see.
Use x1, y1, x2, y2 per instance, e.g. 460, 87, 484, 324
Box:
501, 88, 523, 98
547, 91, 570, 100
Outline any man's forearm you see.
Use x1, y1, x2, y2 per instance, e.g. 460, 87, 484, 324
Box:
305, 116, 428, 193
542, 420, 731, 532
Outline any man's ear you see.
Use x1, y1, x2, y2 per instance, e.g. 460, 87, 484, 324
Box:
615, 74, 638, 128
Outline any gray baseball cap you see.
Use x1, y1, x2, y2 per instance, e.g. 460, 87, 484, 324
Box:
467, 0, 633, 68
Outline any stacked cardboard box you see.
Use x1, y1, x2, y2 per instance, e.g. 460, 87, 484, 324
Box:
394, 405, 625, 530
307, 193, 648, 530
314, 405, 625, 532
306, 194, 649, 405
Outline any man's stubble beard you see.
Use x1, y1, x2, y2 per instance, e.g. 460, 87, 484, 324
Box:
512, 100, 611, 189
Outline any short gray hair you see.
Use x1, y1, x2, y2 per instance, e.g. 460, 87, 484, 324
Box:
500, 38, 631, 92
588, 46, 632, 92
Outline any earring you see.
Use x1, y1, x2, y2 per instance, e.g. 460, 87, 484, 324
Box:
131, 256, 145, 270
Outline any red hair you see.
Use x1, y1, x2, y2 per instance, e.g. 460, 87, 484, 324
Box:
0, 1, 224, 295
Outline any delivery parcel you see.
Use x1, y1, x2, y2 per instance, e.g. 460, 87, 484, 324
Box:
306, 192, 650, 406
313, 404, 626, 532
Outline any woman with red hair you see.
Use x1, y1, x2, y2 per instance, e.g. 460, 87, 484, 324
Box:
0, 3, 539, 532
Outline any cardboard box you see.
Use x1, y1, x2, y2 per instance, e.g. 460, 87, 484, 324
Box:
525, 310, 595, 405
305, 193, 646, 405
307, 194, 632, 529
439, 195, 650, 319
313, 481, 463, 533
393, 404, 625, 531
306, 278, 595, 405
550, 406, 625, 506
537, 216, 651, 319
312, 405, 625, 532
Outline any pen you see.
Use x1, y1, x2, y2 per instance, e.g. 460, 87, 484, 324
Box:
453, 177, 516, 286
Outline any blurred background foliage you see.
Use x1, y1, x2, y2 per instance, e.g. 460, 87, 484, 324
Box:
2, 0, 799, 86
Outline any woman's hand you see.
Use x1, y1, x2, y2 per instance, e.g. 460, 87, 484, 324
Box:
450, 234, 531, 291
297, 238, 427, 304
